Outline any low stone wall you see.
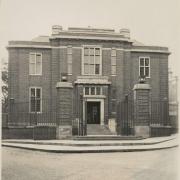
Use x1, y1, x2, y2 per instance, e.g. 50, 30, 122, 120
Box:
33, 126, 56, 140
150, 126, 172, 137
2, 127, 33, 139
2, 126, 57, 140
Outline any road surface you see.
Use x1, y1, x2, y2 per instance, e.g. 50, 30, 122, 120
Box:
2, 147, 178, 180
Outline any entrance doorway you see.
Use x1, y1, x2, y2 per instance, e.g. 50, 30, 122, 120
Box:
87, 102, 100, 124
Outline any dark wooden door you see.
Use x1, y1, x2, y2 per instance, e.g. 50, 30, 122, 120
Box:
87, 102, 100, 124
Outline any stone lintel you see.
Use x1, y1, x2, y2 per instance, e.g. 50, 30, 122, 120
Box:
56, 82, 73, 88
133, 83, 151, 90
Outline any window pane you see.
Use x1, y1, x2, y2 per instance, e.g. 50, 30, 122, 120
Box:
91, 87, 95, 95
89, 65, 94, 74
36, 100, 41, 112
31, 88, 35, 97
31, 99, 36, 112
145, 58, 149, 66
68, 64, 72, 74
30, 64, 35, 74
30, 54, 35, 63
36, 63, 41, 74
95, 48, 100, 56
95, 56, 100, 64
111, 49, 116, 56
111, 65, 116, 75
96, 87, 101, 95
85, 87, 89, 95
140, 58, 144, 66
68, 55, 72, 63
84, 48, 89, 55
36, 54, 41, 62
112, 89, 116, 99
89, 56, 94, 64
36, 89, 41, 98
84, 56, 89, 64
95, 64, 100, 74
140, 67, 144, 77
89, 48, 94, 56
36, 54, 42, 74
145, 67, 149, 77
112, 101, 116, 112
111, 56, 116, 65
67, 47, 72, 54
84, 64, 89, 74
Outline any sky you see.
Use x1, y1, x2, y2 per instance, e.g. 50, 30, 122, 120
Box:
0, 0, 179, 77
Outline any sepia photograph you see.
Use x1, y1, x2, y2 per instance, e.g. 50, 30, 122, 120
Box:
0, 0, 179, 179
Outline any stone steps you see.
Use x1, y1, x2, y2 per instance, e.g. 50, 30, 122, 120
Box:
87, 124, 114, 135
73, 135, 143, 141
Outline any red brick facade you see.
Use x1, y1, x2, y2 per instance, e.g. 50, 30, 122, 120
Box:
7, 27, 170, 132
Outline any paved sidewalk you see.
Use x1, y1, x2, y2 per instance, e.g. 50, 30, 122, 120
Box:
2, 134, 178, 153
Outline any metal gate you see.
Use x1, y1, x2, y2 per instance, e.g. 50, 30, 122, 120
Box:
117, 95, 134, 136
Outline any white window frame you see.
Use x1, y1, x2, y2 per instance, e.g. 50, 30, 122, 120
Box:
139, 57, 150, 78
29, 87, 42, 113
67, 46, 72, 75
111, 48, 116, 76
81, 45, 102, 75
83, 86, 102, 96
29, 52, 42, 75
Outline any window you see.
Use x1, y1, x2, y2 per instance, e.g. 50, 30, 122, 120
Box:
111, 48, 116, 75
111, 88, 116, 99
139, 57, 150, 78
83, 47, 101, 75
29, 87, 42, 113
111, 101, 116, 112
67, 46, 72, 75
84, 86, 102, 96
29, 53, 42, 75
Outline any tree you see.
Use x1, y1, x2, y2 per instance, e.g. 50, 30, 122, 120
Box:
2, 61, 8, 113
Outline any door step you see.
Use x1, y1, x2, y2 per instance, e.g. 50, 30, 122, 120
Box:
87, 124, 115, 135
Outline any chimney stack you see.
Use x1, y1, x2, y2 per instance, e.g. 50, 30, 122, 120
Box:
52, 25, 62, 35
120, 28, 130, 39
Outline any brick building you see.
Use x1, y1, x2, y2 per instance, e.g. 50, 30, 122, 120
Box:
7, 26, 170, 138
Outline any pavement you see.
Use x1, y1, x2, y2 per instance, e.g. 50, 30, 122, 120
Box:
2, 134, 179, 153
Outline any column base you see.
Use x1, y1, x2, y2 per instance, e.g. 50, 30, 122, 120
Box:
134, 126, 150, 138
56, 125, 72, 139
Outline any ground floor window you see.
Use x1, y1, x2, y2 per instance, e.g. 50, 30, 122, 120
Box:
29, 87, 42, 113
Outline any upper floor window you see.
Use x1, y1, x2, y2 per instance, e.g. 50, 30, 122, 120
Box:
29, 53, 42, 75
139, 57, 150, 78
29, 87, 42, 113
67, 46, 72, 75
111, 48, 116, 75
82, 46, 102, 75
